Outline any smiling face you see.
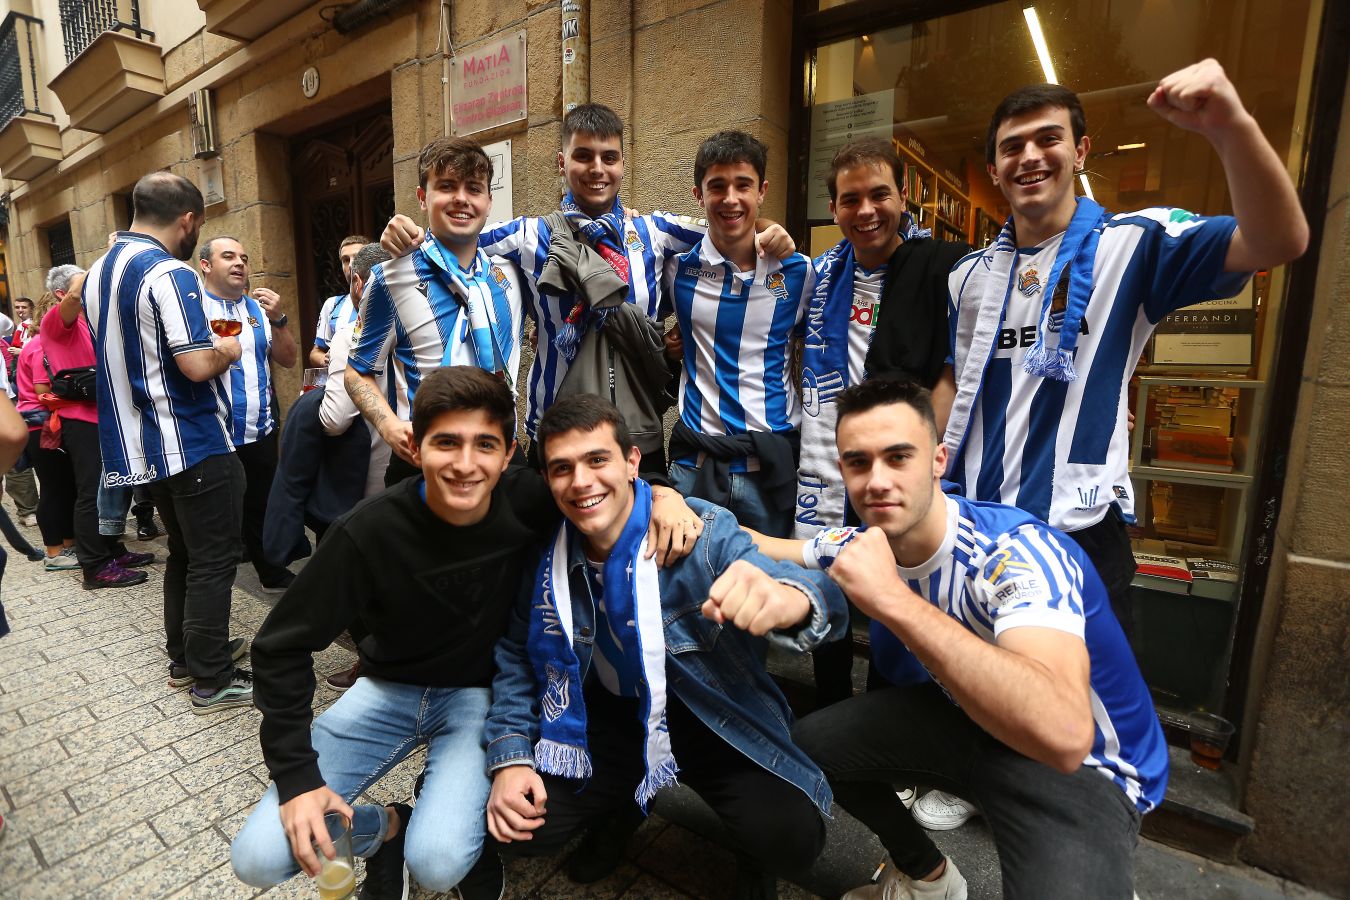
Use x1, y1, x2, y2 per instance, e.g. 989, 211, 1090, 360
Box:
12, 299, 30, 320
412, 407, 515, 526
988, 104, 1089, 235
836, 402, 947, 562
695, 161, 766, 253
831, 161, 906, 269
200, 238, 250, 299
543, 423, 641, 560
559, 131, 624, 217
418, 165, 492, 252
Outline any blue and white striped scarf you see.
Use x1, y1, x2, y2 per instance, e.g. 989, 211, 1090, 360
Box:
422, 239, 517, 386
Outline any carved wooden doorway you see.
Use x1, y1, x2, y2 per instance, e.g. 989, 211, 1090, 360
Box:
290, 106, 395, 355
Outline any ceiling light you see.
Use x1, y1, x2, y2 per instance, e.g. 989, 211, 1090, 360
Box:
1023, 6, 1058, 84
1116, 142, 1147, 151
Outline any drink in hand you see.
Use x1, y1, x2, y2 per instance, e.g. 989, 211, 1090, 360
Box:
211, 318, 242, 338
315, 858, 355, 899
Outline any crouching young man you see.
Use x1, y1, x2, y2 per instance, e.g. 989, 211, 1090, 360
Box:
484, 395, 848, 898
763, 378, 1167, 899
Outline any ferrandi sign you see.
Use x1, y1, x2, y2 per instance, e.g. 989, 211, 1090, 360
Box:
450, 31, 528, 137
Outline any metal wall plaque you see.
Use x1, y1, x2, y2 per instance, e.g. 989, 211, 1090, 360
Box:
450, 31, 528, 136
301, 66, 320, 99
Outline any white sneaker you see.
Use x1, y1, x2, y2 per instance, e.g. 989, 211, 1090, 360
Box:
19, 514, 37, 527
912, 791, 978, 831
843, 857, 968, 900
896, 787, 917, 809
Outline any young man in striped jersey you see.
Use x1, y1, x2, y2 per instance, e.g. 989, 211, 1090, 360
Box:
83, 172, 253, 713
665, 130, 815, 538
309, 235, 366, 368
762, 377, 1167, 899
198, 236, 298, 593
380, 104, 795, 479
347, 137, 527, 485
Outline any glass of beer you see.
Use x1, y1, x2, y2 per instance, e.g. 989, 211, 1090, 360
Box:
314, 811, 356, 899
1187, 712, 1235, 770
210, 313, 242, 338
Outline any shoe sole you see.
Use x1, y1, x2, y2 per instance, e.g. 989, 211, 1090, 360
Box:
168, 640, 250, 689
44, 563, 80, 571
190, 694, 254, 715
912, 814, 975, 831
324, 678, 355, 692
83, 573, 150, 591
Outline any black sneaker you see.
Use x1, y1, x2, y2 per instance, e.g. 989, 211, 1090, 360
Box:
188, 667, 253, 715
136, 517, 161, 540
565, 804, 645, 883
259, 571, 295, 595
456, 846, 504, 900
169, 638, 249, 688
360, 802, 412, 899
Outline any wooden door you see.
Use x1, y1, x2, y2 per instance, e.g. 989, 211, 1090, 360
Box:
290, 108, 395, 355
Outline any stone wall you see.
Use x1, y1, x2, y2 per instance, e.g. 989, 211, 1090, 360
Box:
1238, 58, 1350, 898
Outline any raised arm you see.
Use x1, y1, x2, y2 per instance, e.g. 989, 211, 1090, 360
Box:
1147, 59, 1308, 272
254, 288, 298, 369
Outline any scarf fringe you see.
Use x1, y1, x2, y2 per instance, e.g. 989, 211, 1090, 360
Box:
1023, 340, 1078, 383
534, 739, 593, 779
635, 758, 680, 808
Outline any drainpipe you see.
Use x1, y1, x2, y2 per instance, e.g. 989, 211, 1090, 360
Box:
561, 0, 589, 112
441, 0, 452, 135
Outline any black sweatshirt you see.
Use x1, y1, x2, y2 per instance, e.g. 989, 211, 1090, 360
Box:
251, 469, 559, 802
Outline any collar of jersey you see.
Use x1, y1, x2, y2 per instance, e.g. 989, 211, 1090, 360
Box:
204, 289, 244, 306
115, 231, 173, 254
420, 234, 487, 281
895, 494, 959, 580
698, 235, 783, 283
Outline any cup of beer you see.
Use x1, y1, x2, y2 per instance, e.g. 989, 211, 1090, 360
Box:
210, 316, 242, 338
302, 367, 328, 393
314, 811, 356, 899
1187, 712, 1235, 770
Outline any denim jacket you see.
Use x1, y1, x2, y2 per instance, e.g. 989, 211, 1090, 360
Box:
484, 498, 848, 814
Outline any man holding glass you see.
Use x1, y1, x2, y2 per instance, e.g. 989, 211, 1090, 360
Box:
198, 236, 298, 593
82, 171, 253, 714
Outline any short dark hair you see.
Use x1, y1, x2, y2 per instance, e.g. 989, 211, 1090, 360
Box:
351, 242, 391, 284
131, 171, 204, 227
694, 130, 767, 187
338, 235, 368, 252
562, 103, 624, 149
198, 235, 242, 263
535, 394, 634, 463
418, 137, 492, 190
828, 137, 904, 202
411, 366, 516, 445
986, 84, 1086, 166
835, 376, 937, 441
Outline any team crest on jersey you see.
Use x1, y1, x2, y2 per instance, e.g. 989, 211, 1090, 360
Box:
625, 229, 645, 253
765, 272, 789, 301
246, 315, 260, 328
490, 265, 509, 290
1018, 267, 1041, 296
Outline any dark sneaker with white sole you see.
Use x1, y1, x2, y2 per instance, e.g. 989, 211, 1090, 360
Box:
456, 846, 505, 900
169, 638, 249, 688
189, 667, 253, 715
360, 802, 412, 899
83, 561, 148, 590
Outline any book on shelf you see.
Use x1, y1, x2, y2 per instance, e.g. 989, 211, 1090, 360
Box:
1187, 558, 1239, 600
1153, 430, 1234, 472
1149, 482, 1224, 544
1133, 552, 1192, 595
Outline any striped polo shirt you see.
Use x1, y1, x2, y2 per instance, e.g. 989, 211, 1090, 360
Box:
314, 293, 349, 351
480, 211, 705, 438
665, 239, 814, 469
83, 233, 234, 485
202, 290, 274, 446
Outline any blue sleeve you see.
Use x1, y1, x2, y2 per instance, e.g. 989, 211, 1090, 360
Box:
484, 554, 545, 771
348, 265, 394, 376
478, 216, 534, 266
647, 212, 706, 256
1121, 212, 1252, 323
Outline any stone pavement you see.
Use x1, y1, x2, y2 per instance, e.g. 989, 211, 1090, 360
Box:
0, 514, 1333, 900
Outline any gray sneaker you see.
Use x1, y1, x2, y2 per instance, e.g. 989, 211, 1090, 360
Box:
188, 667, 253, 715
168, 638, 249, 688
44, 548, 80, 571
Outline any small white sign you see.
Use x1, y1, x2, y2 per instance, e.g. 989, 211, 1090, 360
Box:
807, 90, 894, 220
199, 156, 225, 207
483, 139, 513, 223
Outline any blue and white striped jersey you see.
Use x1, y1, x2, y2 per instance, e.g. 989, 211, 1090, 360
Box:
665, 239, 814, 468
313, 293, 349, 351
348, 238, 524, 419
947, 209, 1248, 532
480, 211, 704, 438
202, 291, 274, 446
805, 494, 1168, 813
83, 233, 234, 485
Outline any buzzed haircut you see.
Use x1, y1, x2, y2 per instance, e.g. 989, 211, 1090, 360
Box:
562, 103, 624, 149
411, 365, 516, 445
417, 137, 493, 190
535, 393, 634, 464
45, 265, 84, 294
835, 376, 938, 442
986, 83, 1087, 165
828, 137, 905, 202
198, 236, 242, 263
694, 130, 768, 187
339, 235, 369, 251
351, 242, 391, 283
131, 171, 204, 227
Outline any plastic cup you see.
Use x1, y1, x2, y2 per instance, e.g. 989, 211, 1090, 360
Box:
313, 811, 355, 899
302, 367, 328, 393
1188, 712, 1235, 770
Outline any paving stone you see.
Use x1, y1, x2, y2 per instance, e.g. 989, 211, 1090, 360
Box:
60, 702, 165, 755
140, 703, 247, 752
0, 665, 84, 702
0, 650, 46, 678
150, 770, 266, 847
103, 825, 231, 898
0, 737, 68, 784
38, 604, 132, 637
66, 746, 183, 813
15, 822, 165, 899
15, 672, 137, 725
99, 631, 167, 659
172, 709, 265, 764
85, 676, 181, 721
36, 773, 188, 864
171, 861, 257, 899
0, 830, 43, 881
171, 733, 264, 794
76, 645, 166, 684
0, 705, 97, 756
528, 862, 644, 898
8, 733, 146, 808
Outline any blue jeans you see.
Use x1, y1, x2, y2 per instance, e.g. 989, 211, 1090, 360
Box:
231, 678, 493, 892
668, 462, 792, 538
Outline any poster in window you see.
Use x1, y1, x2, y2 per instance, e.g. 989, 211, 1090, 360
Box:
1151, 281, 1255, 367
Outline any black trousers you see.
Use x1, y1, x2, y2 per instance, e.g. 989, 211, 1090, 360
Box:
794, 682, 1140, 899
236, 432, 292, 586
26, 431, 74, 547
62, 419, 126, 577
497, 683, 825, 880
1067, 507, 1136, 638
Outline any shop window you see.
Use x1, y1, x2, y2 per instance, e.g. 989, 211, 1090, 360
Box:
44, 219, 75, 267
